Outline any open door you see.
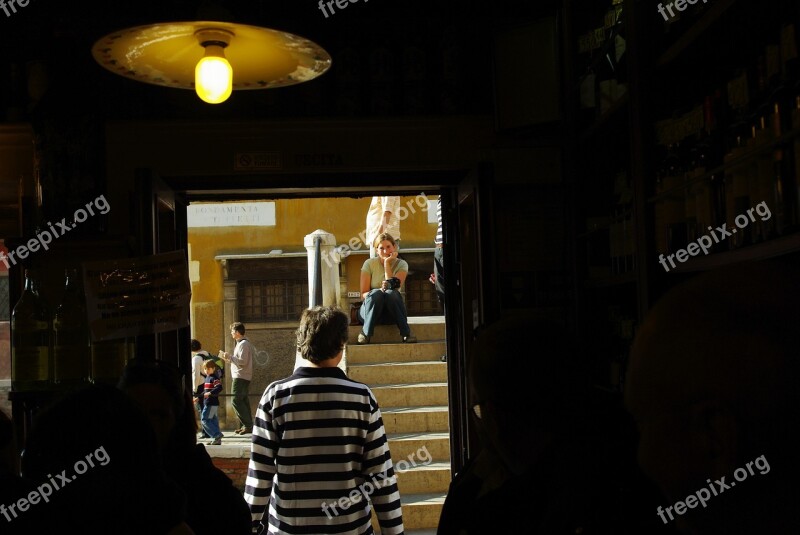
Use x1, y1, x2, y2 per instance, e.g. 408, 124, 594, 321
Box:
134, 169, 191, 379
445, 162, 498, 474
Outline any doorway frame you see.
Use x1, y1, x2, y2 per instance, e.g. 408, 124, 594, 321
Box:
159, 174, 474, 475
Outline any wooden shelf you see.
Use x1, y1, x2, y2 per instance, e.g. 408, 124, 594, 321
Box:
671, 232, 800, 272
656, 0, 738, 67
647, 126, 800, 203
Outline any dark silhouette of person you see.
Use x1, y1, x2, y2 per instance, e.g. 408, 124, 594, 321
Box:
119, 358, 251, 535
20, 384, 193, 534
626, 260, 800, 534
437, 315, 676, 534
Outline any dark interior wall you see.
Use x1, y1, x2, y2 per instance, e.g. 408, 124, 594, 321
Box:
0, 0, 566, 274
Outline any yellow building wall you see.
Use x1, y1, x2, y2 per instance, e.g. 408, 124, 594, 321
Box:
188, 195, 438, 349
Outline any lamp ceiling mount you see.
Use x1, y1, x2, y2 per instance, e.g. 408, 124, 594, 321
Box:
195, 28, 233, 48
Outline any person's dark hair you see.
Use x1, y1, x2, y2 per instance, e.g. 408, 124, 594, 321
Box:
22, 385, 185, 534
230, 322, 245, 335
296, 306, 349, 364
118, 359, 197, 452
470, 315, 589, 434
190, 339, 201, 352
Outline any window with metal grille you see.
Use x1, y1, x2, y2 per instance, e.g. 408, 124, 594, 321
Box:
404, 274, 442, 316
238, 279, 309, 322
0, 276, 8, 321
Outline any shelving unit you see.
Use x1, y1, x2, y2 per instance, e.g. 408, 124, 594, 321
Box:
565, 0, 640, 392
566, 0, 800, 391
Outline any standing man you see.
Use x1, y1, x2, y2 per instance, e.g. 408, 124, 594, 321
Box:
220, 322, 254, 435
245, 306, 403, 534
430, 196, 447, 362
431, 196, 445, 304
366, 196, 401, 258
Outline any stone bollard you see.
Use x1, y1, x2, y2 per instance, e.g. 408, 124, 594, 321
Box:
304, 229, 341, 308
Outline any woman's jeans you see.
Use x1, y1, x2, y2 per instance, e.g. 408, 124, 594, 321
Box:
359, 289, 411, 337
201, 404, 222, 439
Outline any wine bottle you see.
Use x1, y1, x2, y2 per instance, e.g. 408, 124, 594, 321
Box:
754, 113, 778, 240
11, 269, 51, 391
724, 127, 749, 250
53, 268, 91, 387
793, 92, 800, 213
664, 141, 687, 254
90, 337, 134, 386
772, 98, 796, 232
654, 140, 671, 257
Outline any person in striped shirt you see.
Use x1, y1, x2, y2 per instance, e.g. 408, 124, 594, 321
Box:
431, 196, 444, 305
245, 306, 404, 535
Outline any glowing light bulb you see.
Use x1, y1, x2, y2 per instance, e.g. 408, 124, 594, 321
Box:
195, 44, 232, 104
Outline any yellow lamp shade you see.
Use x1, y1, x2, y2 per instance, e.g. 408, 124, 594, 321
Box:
91, 21, 332, 104
195, 45, 233, 104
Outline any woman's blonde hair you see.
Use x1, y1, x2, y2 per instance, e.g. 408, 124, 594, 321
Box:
373, 232, 397, 249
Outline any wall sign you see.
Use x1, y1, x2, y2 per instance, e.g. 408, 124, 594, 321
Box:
234, 151, 282, 170
187, 202, 276, 227
83, 251, 191, 341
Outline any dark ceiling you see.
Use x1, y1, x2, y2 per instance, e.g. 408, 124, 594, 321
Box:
0, 0, 560, 123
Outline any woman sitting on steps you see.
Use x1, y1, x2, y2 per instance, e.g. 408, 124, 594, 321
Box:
358, 232, 417, 344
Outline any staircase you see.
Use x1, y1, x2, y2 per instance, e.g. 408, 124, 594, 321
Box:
345, 316, 449, 535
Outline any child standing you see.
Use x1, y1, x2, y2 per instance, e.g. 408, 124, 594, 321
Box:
194, 359, 224, 446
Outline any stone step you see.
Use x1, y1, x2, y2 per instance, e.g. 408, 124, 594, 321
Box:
348, 361, 447, 385
381, 406, 449, 434
349, 317, 445, 344
370, 493, 446, 532
347, 340, 446, 365
373, 382, 448, 408
396, 461, 451, 494
387, 432, 450, 463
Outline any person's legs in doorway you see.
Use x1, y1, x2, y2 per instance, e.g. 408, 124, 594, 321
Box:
231, 378, 253, 434
383, 289, 415, 343
201, 404, 222, 444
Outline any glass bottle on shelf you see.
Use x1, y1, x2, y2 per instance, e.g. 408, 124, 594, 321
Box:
90, 337, 134, 386
53, 268, 91, 387
654, 142, 671, 257
794, 88, 800, 213
694, 93, 721, 235
664, 142, 687, 254
684, 143, 700, 245
683, 104, 705, 247
724, 128, 749, 250
780, 19, 800, 231
610, 170, 633, 275
709, 88, 729, 231
11, 269, 51, 391
620, 172, 635, 274
753, 112, 778, 240
771, 98, 796, 232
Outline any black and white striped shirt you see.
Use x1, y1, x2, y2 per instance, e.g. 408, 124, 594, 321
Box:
245, 366, 404, 534
434, 197, 443, 245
